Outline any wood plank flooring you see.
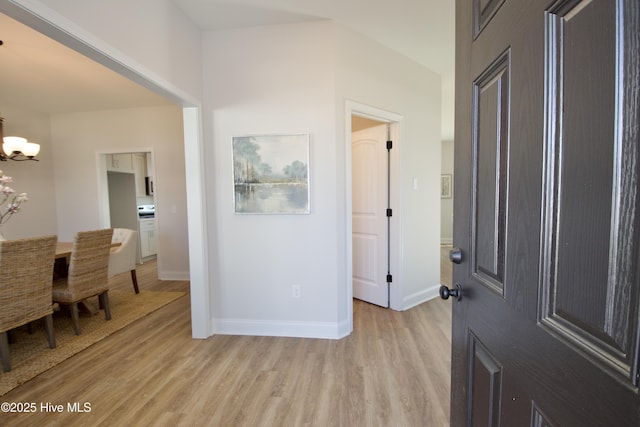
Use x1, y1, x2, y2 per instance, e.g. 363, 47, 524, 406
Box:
0, 252, 452, 426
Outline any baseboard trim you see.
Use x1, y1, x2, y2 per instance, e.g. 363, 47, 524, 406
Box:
402, 284, 441, 310
157, 270, 190, 281
211, 318, 348, 340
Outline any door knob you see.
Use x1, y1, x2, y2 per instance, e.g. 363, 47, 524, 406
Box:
439, 284, 462, 301
449, 247, 463, 264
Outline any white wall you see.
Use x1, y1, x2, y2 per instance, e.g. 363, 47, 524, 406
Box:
441, 139, 454, 244
0, 104, 58, 239
0, 103, 190, 279
204, 22, 341, 337
50, 106, 189, 278
6, 0, 443, 339
336, 26, 442, 310
204, 21, 442, 338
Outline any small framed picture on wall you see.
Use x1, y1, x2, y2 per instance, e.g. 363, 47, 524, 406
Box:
441, 174, 452, 199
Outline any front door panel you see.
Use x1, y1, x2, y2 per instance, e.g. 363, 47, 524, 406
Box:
451, 0, 640, 425
540, 0, 639, 384
472, 49, 510, 297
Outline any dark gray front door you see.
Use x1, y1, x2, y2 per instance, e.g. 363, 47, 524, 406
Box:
449, 0, 640, 425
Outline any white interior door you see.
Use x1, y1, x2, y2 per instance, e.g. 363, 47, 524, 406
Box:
352, 124, 389, 307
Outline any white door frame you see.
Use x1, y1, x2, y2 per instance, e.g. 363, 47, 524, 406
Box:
0, 2, 211, 338
345, 100, 403, 331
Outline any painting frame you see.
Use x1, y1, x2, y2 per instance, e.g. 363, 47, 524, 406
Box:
441, 174, 453, 199
232, 133, 310, 214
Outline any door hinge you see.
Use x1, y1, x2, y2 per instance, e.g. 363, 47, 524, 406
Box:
387, 274, 393, 283
386, 208, 392, 217
386, 140, 393, 150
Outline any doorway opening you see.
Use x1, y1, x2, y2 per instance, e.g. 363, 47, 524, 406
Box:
351, 117, 391, 308
346, 101, 402, 332
0, 6, 210, 338
99, 151, 158, 275
440, 138, 455, 287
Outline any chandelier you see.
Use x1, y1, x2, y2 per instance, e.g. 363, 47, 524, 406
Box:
0, 117, 40, 161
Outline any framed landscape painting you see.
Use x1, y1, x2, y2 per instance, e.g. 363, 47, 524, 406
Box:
232, 134, 310, 214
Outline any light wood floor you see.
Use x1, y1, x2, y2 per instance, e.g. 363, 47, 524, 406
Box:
1, 251, 452, 426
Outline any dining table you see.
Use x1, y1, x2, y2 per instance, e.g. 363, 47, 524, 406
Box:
55, 241, 121, 259
55, 241, 119, 258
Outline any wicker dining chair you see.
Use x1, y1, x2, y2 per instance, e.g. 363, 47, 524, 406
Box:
0, 235, 58, 372
52, 229, 113, 335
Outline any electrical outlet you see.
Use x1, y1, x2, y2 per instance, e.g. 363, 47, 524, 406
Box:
291, 285, 301, 298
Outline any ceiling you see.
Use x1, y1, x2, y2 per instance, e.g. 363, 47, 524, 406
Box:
0, 13, 173, 115
0, 0, 455, 136
173, 0, 455, 76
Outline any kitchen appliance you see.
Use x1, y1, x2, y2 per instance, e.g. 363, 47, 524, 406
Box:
138, 204, 155, 218
145, 176, 154, 195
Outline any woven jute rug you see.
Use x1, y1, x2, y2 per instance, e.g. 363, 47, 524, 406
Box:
0, 289, 185, 396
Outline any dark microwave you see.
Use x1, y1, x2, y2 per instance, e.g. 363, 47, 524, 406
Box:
145, 176, 154, 195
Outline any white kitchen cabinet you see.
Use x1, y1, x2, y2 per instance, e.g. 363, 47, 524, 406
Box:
139, 218, 157, 258
106, 153, 134, 173
133, 153, 147, 196
145, 152, 154, 177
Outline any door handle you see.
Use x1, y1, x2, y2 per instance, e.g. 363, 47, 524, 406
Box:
439, 284, 462, 301
449, 247, 463, 264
